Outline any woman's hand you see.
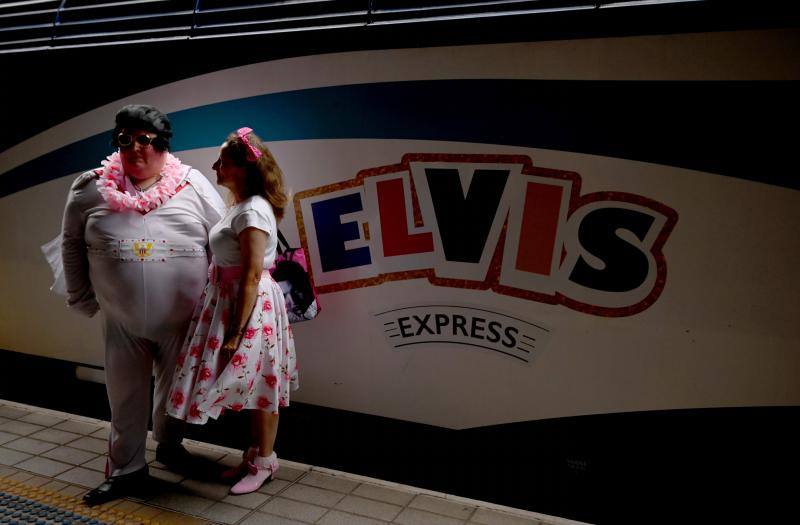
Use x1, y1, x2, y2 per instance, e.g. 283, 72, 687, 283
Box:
221, 332, 242, 360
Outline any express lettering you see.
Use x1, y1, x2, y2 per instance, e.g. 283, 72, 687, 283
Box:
396, 314, 519, 348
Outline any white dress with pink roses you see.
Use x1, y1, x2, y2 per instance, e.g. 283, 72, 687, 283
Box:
167, 196, 299, 424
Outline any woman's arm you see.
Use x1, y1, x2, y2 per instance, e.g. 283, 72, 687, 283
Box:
221, 227, 268, 354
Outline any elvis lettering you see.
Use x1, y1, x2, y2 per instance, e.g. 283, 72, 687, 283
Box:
297, 154, 677, 317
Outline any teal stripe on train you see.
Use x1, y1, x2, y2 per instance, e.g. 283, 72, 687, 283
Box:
2, 79, 798, 197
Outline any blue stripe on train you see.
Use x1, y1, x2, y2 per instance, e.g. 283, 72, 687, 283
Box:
2, 79, 798, 197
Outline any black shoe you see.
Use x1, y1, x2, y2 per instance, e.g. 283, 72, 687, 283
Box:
155, 443, 195, 471
156, 442, 227, 481
82, 467, 149, 507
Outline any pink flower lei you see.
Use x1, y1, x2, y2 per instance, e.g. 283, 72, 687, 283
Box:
95, 151, 189, 213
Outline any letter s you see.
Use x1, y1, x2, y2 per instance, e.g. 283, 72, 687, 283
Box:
568, 207, 655, 293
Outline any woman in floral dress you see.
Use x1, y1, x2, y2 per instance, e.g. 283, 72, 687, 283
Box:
167, 127, 298, 495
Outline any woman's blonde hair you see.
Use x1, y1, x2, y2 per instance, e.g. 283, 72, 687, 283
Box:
224, 130, 288, 221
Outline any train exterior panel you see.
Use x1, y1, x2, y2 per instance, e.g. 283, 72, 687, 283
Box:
1, 20, 798, 524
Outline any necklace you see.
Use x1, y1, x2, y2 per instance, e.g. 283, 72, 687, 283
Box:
95, 151, 189, 213
132, 175, 162, 192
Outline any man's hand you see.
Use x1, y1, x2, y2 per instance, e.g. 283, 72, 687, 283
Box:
67, 297, 100, 317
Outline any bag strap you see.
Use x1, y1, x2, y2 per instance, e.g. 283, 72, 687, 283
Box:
276, 229, 291, 255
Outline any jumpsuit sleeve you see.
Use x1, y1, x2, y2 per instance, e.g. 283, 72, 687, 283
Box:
61, 171, 100, 317
186, 169, 225, 231
185, 169, 225, 265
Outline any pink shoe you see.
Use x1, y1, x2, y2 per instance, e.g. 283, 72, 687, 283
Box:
230, 452, 279, 495
222, 446, 258, 481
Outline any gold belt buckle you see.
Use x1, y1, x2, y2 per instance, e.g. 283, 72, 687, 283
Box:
132, 240, 154, 259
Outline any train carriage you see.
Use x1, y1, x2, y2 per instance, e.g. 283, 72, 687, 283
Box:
1, 1, 798, 523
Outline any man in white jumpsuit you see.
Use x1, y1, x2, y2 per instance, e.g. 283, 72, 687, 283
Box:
61, 105, 224, 505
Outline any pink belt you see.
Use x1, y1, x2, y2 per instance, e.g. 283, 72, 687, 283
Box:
209, 264, 271, 285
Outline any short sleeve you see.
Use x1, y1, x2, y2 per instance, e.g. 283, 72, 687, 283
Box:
231, 208, 273, 236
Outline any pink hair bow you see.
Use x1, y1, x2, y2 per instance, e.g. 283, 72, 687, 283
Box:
237, 127, 262, 162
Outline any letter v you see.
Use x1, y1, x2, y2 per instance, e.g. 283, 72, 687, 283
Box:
425, 167, 510, 263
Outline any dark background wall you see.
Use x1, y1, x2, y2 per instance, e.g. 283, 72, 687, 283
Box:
2, 0, 799, 154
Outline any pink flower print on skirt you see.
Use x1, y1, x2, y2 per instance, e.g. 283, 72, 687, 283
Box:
170, 390, 185, 409
167, 266, 298, 425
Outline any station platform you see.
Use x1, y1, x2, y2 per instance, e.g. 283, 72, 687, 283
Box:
0, 400, 584, 525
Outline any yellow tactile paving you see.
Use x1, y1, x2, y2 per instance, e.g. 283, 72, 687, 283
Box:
0, 471, 211, 524
113, 499, 145, 514
132, 505, 166, 519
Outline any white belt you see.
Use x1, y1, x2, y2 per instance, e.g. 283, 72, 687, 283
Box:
88, 239, 207, 262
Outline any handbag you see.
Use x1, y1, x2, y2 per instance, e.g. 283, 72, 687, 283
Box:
269, 230, 321, 323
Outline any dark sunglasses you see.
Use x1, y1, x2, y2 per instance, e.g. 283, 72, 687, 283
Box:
116, 132, 157, 148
